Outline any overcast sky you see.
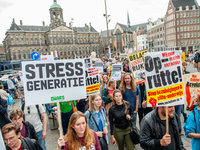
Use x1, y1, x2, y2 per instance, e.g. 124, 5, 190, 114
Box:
1, 0, 200, 44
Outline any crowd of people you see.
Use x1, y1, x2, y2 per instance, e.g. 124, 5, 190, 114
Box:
0, 54, 200, 150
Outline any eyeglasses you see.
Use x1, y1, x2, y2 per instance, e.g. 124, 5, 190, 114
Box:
27, 107, 30, 114
4, 136, 15, 142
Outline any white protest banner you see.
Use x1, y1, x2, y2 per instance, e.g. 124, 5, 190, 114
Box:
86, 67, 100, 96
95, 61, 103, 73
184, 73, 200, 111
22, 59, 86, 105
111, 64, 122, 81
128, 50, 148, 84
0, 131, 6, 150
144, 50, 184, 107
41, 55, 54, 61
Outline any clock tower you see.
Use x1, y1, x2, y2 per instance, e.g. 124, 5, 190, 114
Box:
49, 0, 66, 28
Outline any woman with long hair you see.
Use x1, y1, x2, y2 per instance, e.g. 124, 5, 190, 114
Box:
102, 80, 115, 115
85, 93, 108, 143
100, 75, 109, 96
57, 111, 101, 150
120, 73, 139, 126
109, 89, 134, 150
106, 69, 111, 79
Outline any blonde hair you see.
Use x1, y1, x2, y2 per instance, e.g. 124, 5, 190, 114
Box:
64, 111, 95, 150
120, 73, 136, 93
101, 75, 109, 91
89, 93, 103, 112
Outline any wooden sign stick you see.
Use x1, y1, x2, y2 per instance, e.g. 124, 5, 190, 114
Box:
57, 102, 63, 137
166, 106, 169, 134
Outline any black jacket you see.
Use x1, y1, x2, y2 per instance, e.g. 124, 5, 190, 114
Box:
23, 121, 38, 142
194, 53, 200, 63
6, 137, 43, 150
140, 108, 184, 150
0, 96, 11, 128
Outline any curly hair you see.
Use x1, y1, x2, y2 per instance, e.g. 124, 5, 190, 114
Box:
120, 73, 136, 93
64, 111, 95, 150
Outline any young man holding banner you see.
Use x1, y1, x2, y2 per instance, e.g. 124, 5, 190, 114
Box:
140, 106, 184, 150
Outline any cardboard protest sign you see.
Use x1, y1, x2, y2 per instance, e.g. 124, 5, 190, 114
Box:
144, 50, 184, 107
128, 50, 148, 84
84, 58, 90, 68
184, 73, 200, 111
95, 61, 103, 73
86, 67, 100, 96
22, 59, 86, 105
111, 64, 122, 81
0, 131, 6, 150
41, 55, 54, 61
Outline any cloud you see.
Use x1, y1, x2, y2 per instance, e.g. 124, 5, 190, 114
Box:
0, 0, 13, 12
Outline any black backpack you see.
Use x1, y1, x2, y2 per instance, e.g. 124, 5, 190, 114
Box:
21, 103, 43, 122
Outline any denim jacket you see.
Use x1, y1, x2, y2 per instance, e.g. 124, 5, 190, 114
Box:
85, 108, 108, 143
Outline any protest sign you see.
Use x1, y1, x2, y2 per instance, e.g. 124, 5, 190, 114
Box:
0, 131, 6, 150
41, 55, 54, 61
84, 58, 90, 68
128, 50, 148, 84
86, 67, 100, 96
144, 50, 184, 107
22, 59, 86, 105
184, 73, 200, 111
111, 64, 122, 81
95, 61, 103, 73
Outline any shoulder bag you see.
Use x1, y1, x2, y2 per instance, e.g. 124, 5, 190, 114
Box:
89, 111, 108, 150
128, 120, 140, 144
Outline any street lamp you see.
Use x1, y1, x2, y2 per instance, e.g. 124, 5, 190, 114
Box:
71, 18, 76, 58
148, 18, 152, 52
104, 0, 111, 59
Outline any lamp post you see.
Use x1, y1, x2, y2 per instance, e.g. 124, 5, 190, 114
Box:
104, 0, 111, 59
71, 18, 76, 58
148, 18, 152, 52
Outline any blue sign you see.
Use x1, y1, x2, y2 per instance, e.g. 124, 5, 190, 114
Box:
30, 52, 40, 61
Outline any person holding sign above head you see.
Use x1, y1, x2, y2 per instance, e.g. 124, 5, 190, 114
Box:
2, 123, 43, 150
109, 89, 134, 150
56, 111, 101, 150
119, 73, 139, 126
85, 93, 108, 146
140, 106, 184, 150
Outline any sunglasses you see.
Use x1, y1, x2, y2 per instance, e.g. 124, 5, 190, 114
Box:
27, 107, 30, 114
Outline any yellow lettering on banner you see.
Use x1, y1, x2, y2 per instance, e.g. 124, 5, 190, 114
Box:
128, 50, 148, 62
86, 83, 100, 94
147, 82, 184, 107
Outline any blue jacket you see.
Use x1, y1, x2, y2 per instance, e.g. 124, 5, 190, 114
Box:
185, 106, 200, 150
85, 108, 108, 143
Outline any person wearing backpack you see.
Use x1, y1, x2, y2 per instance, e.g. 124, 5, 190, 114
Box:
184, 96, 200, 150
2, 123, 43, 150
85, 93, 108, 146
21, 91, 47, 150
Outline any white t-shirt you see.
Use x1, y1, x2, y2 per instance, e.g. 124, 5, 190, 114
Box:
7, 79, 15, 89
24, 104, 45, 132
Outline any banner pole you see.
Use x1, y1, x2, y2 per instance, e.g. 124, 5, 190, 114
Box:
57, 102, 63, 137
166, 106, 169, 134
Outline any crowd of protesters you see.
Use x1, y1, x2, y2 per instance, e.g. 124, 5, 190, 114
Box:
0, 55, 200, 150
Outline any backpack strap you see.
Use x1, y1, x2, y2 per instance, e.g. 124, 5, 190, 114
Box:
22, 138, 36, 150
22, 103, 25, 111
36, 105, 43, 123
192, 110, 196, 123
